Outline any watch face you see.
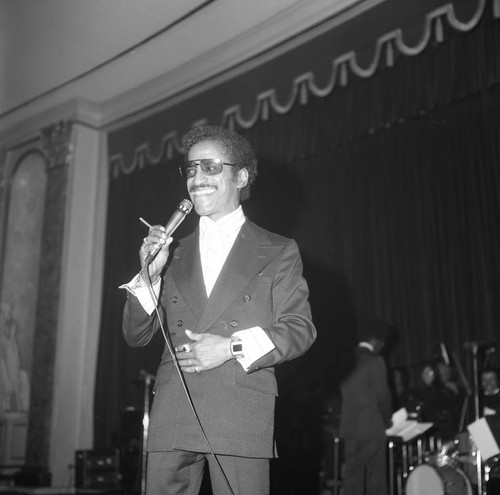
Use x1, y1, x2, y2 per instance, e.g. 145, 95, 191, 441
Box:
231, 342, 243, 357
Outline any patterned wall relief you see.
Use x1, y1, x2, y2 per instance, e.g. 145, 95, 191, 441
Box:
0, 152, 47, 416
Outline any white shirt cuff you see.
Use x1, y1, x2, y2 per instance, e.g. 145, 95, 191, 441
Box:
232, 327, 275, 371
119, 273, 161, 315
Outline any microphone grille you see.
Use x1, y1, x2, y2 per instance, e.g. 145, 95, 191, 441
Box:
177, 199, 193, 214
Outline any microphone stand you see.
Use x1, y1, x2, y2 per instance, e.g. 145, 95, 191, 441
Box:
465, 342, 483, 495
471, 343, 481, 421
462, 339, 499, 495
451, 351, 472, 432
138, 370, 155, 495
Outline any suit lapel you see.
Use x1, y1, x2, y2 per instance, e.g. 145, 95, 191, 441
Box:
171, 229, 207, 321
195, 221, 280, 333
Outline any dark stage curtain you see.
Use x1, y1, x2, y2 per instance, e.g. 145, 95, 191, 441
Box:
239, 10, 500, 385
95, 5, 500, 488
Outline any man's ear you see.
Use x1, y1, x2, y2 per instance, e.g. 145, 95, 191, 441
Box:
237, 168, 249, 189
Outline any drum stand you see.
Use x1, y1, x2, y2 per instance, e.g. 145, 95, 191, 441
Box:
389, 431, 439, 495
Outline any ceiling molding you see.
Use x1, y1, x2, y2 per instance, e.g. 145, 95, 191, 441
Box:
0, 0, 382, 141
102, 0, 386, 129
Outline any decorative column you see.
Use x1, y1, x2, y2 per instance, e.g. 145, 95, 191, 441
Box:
24, 121, 73, 477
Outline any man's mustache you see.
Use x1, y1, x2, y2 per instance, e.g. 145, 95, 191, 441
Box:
189, 184, 217, 194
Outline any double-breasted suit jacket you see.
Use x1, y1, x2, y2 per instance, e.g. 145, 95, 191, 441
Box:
123, 219, 316, 458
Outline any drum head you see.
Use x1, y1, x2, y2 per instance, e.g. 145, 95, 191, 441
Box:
406, 465, 444, 495
406, 464, 472, 495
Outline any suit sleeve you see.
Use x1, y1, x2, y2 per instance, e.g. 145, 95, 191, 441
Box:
246, 239, 316, 372
122, 291, 160, 347
371, 357, 393, 427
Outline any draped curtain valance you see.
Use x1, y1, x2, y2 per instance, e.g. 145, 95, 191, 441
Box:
109, 0, 493, 179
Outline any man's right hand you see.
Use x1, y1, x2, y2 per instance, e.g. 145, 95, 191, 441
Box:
139, 225, 173, 283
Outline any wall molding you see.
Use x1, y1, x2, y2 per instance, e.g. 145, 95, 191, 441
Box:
0, 99, 101, 151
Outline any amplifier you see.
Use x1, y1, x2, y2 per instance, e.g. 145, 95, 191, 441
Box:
75, 450, 121, 489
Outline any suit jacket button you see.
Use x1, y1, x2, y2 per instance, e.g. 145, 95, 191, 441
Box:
243, 294, 251, 302
172, 296, 178, 303
230, 320, 238, 327
177, 320, 183, 327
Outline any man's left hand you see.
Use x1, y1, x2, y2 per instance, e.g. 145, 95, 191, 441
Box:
175, 329, 232, 373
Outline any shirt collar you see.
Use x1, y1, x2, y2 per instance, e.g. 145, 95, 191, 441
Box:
358, 341, 375, 352
199, 205, 245, 235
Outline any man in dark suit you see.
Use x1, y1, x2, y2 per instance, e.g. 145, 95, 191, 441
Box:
121, 125, 316, 495
339, 319, 393, 495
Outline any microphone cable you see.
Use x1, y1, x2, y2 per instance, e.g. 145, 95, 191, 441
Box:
140, 264, 235, 495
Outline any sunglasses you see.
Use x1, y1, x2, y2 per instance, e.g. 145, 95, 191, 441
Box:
179, 158, 238, 178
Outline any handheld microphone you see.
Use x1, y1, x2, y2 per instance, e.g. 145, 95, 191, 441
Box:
144, 199, 193, 265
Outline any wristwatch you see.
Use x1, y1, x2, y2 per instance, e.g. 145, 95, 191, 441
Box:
230, 338, 244, 358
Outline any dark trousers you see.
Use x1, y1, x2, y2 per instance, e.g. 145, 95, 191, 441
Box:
343, 439, 388, 495
146, 450, 270, 495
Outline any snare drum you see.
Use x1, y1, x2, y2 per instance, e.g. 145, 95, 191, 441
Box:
426, 440, 459, 469
406, 464, 472, 495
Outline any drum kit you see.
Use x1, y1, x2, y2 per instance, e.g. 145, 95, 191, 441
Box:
404, 429, 500, 494
406, 432, 475, 495
402, 339, 500, 495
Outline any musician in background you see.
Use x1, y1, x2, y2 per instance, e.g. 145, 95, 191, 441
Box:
416, 361, 462, 441
480, 366, 500, 416
436, 360, 462, 397
388, 365, 419, 416
339, 318, 393, 495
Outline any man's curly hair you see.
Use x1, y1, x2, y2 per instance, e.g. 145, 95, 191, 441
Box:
181, 125, 258, 201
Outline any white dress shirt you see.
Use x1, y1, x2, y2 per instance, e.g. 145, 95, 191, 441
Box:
199, 205, 245, 297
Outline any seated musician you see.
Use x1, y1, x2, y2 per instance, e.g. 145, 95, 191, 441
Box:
480, 366, 500, 416
388, 366, 420, 417
416, 362, 463, 441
